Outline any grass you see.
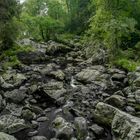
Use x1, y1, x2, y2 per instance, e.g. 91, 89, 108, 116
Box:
0, 43, 34, 70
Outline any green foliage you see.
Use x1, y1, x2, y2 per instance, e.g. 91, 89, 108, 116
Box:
20, 0, 66, 41
0, 44, 33, 70
0, 0, 20, 50
115, 58, 138, 72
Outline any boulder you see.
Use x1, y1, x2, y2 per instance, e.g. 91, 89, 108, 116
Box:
93, 102, 140, 140
49, 70, 65, 81
4, 88, 27, 103
0, 76, 13, 89
52, 116, 74, 139
31, 136, 48, 140
17, 51, 47, 64
76, 69, 101, 83
74, 117, 87, 140
0, 95, 6, 111
42, 81, 66, 100
46, 41, 71, 55
0, 115, 28, 134
105, 95, 126, 109
0, 132, 17, 140
90, 124, 104, 135
2, 72, 26, 87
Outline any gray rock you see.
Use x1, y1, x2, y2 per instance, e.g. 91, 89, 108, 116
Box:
0, 95, 6, 111
53, 116, 73, 139
0, 76, 13, 89
4, 88, 27, 103
6, 103, 23, 116
46, 41, 71, 55
28, 130, 38, 137
125, 106, 135, 113
90, 124, 104, 135
74, 117, 87, 140
0, 132, 17, 140
43, 81, 66, 100
134, 90, 140, 103
37, 116, 48, 122
49, 70, 65, 80
22, 109, 35, 121
76, 68, 101, 83
105, 95, 126, 108
2, 72, 26, 87
31, 136, 48, 140
0, 115, 28, 134
93, 102, 140, 140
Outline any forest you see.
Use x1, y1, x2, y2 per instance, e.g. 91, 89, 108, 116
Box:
1, 0, 140, 140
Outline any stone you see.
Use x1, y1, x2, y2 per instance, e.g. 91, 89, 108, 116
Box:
31, 136, 48, 140
22, 109, 35, 121
0, 76, 13, 89
105, 95, 126, 109
18, 51, 47, 64
93, 102, 140, 140
37, 116, 48, 122
6, 103, 23, 117
76, 68, 101, 83
49, 70, 65, 80
0, 132, 17, 140
0, 115, 28, 134
3, 72, 26, 87
0, 95, 6, 111
134, 90, 140, 103
111, 73, 126, 81
90, 124, 104, 135
28, 130, 38, 137
74, 117, 87, 140
53, 116, 73, 139
125, 106, 135, 113
46, 41, 71, 55
4, 88, 27, 103
42, 81, 66, 100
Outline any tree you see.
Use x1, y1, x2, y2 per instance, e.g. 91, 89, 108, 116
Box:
21, 0, 66, 41
0, 0, 20, 50
86, 0, 137, 59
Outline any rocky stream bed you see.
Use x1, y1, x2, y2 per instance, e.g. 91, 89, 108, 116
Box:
0, 39, 140, 140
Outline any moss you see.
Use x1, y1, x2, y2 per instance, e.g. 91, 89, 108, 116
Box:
0, 43, 34, 70
114, 58, 138, 72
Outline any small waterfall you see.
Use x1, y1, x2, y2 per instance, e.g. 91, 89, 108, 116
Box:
70, 76, 77, 88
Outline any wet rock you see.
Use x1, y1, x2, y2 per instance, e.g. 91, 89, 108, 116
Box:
105, 95, 126, 109
94, 102, 140, 140
90, 124, 104, 135
31, 136, 48, 140
53, 116, 74, 140
4, 88, 27, 103
0, 115, 28, 134
0, 132, 17, 140
74, 117, 87, 140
